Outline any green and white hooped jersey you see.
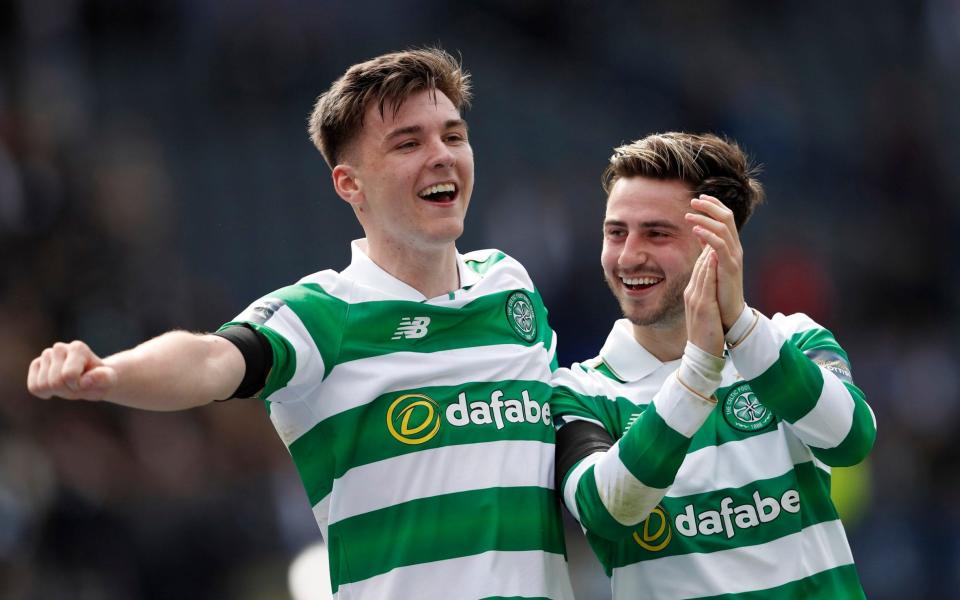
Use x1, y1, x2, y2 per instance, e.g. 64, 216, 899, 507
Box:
553, 313, 876, 600
222, 241, 574, 600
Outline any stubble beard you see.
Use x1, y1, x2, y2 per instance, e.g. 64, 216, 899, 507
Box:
605, 267, 692, 328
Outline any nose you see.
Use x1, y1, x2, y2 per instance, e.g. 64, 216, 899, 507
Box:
429, 138, 456, 169
619, 234, 648, 268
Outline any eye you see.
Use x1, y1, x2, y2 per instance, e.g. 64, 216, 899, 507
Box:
604, 228, 626, 239
445, 132, 467, 143
396, 140, 419, 150
648, 230, 670, 239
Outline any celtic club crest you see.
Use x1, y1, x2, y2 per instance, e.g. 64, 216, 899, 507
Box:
505, 291, 538, 342
722, 383, 774, 432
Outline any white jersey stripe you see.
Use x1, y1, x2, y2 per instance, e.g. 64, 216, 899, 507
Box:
311, 493, 331, 541
653, 374, 717, 438
789, 367, 855, 448
611, 520, 854, 599
313, 343, 552, 422
594, 440, 669, 526
327, 440, 554, 525
669, 423, 812, 498
727, 313, 786, 381
564, 453, 601, 522
260, 304, 325, 405
334, 550, 574, 600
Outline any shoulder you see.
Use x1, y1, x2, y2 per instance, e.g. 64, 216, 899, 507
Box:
236, 270, 351, 326
553, 359, 618, 395
770, 311, 848, 355
462, 248, 536, 291
770, 311, 826, 336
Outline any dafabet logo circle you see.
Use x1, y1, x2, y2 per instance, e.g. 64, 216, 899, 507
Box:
386, 394, 441, 445
632, 505, 672, 552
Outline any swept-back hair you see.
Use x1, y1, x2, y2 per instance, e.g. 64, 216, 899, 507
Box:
308, 48, 472, 168
603, 132, 765, 229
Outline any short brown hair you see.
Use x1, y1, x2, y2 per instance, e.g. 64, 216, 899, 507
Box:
602, 132, 765, 230
308, 48, 472, 169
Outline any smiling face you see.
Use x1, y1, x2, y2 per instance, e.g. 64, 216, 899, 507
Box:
334, 89, 474, 255
601, 176, 702, 327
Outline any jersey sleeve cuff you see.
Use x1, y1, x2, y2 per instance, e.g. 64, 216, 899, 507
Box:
654, 373, 717, 438
725, 304, 757, 348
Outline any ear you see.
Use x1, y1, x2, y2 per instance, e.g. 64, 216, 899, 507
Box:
332, 164, 363, 207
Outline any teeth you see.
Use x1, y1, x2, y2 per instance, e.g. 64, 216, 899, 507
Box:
622, 277, 660, 286
418, 183, 456, 198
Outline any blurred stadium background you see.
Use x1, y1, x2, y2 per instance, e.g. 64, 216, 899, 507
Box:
2, 0, 958, 598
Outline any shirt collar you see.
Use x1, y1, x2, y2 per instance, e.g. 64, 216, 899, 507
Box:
341, 238, 481, 301
598, 319, 673, 382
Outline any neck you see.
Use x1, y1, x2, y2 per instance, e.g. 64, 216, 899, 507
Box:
364, 237, 460, 298
631, 319, 687, 362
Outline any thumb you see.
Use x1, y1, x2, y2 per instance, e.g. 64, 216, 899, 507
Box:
78, 366, 118, 397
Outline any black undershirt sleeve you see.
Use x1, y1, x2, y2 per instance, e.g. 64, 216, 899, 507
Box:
555, 419, 615, 490
212, 324, 273, 399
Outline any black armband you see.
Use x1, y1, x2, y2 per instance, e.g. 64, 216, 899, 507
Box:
212, 324, 273, 399
555, 419, 614, 488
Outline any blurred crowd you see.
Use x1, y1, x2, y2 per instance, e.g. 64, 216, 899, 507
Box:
2, 1, 958, 598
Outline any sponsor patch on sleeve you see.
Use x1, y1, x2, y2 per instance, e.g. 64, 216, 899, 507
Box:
804, 348, 853, 383
238, 297, 285, 325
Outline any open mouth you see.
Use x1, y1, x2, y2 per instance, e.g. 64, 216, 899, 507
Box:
621, 276, 663, 291
417, 182, 458, 203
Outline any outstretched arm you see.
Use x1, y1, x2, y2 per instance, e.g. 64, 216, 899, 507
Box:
554, 249, 724, 541
27, 332, 246, 411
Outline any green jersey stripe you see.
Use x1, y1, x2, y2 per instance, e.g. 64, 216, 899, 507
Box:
274, 344, 553, 445
335, 288, 554, 364
749, 341, 825, 423
327, 486, 565, 590
693, 563, 864, 600
598, 460, 836, 568
617, 402, 691, 489
289, 380, 554, 505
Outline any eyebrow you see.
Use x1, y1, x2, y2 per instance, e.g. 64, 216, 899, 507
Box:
384, 119, 468, 142
603, 219, 681, 230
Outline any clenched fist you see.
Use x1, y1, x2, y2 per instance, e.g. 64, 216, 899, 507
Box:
27, 340, 117, 401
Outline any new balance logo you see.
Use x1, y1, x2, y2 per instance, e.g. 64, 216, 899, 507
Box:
391, 316, 431, 340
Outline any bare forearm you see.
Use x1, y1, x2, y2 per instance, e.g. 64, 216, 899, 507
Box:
102, 331, 244, 410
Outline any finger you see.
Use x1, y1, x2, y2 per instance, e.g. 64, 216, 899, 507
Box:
691, 246, 710, 298
703, 249, 718, 296
692, 225, 730, 258
79, 366, 117, 397
47, 343, 70, 392
35, 349, 55, 398
691, 195, 736, 227
685, 212, 733, 240
686, 247, 709, 297
27, 357, 42, 396
61, 342, 91, 391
